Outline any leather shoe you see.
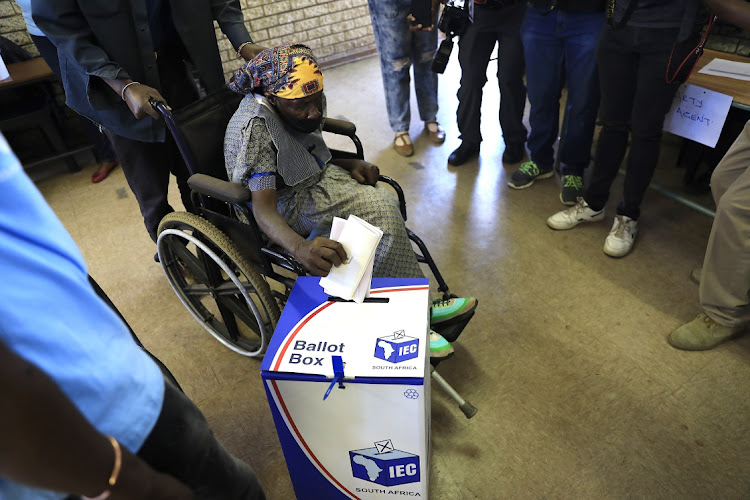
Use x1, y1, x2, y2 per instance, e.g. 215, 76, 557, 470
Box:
393, 132, 414, 157
502, 143, 525, 164
424, 121, 446, 144
448, 142, 479, 166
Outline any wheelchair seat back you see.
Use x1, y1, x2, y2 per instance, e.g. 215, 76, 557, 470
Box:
172, 87, 243, 181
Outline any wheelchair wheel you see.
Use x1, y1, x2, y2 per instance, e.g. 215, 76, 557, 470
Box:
157, 212, 280, 357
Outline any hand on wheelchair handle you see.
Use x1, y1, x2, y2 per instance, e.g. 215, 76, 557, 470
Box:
294, 237, 348, 277
122, 82, 169, 120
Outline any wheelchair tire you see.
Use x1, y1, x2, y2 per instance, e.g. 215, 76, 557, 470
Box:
157, 212, 280, 357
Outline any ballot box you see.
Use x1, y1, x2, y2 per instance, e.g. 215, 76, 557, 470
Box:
260, 277, 431, 499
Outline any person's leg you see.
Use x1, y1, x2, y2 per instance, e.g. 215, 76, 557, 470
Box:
367, 0, 414, 134
521, 7, 564, 172
616, 28, 687, 220
455, 12, 497, 147
137, 378, 266, 500
411, 11, 439, 125
495, 3, 528, 150
105, 131, 174, 242
669, 143, 750, 350
295, 166, 424, 278
583, 26, 637, 212
558, 10, 605, 177
509, 7, 560, 189
700, 121, 750, 327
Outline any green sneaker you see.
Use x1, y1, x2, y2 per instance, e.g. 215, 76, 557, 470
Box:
560, 175, 584, 206
429, 330, 454, 359
430, 297, 478, 325
508, 161, 553, 189
668, 313, 743, 351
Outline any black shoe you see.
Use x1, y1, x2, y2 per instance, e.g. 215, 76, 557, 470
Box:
502, 142, 525, 163
448, 142, 479, 166
154, 252, 160, 263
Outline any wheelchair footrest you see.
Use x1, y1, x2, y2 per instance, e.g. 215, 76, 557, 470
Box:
431, 311, 475, 343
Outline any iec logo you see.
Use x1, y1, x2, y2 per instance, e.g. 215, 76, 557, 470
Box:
349, 439, 420, 486
373, 330, 419, 363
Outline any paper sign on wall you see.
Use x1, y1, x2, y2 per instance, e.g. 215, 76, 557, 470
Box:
663, 83, 732, 148
0, 53, 10, 81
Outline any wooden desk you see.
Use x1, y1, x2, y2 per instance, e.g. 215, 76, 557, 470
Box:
0, 57, 55, 90
688, 49, 750, 110
0, 57, 84, 173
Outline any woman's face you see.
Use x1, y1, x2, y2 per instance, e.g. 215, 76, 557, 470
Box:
268, 92, 324, 134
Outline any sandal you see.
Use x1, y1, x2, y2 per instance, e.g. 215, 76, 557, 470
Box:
91, 159, 120, 183
393, 131, 414, 157
424, 121, 445, 145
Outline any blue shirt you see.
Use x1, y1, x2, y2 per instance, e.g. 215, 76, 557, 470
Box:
14, 0, 45, 37
0, 133, 165, 499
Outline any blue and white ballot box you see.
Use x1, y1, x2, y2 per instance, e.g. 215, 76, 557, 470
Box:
260, 277, 431, 499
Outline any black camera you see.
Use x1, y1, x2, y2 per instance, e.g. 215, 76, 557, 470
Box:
431, 0, 473, 74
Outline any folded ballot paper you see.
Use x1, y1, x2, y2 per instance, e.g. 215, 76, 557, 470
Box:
319, 215, 383, 302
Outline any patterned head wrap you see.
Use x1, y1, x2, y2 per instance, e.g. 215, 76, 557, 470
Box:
229, 43, 324, 99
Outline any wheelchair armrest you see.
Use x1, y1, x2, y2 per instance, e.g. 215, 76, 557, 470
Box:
187, 173, 251, 205
323, 117, 356, 137
378, 175, 407, 221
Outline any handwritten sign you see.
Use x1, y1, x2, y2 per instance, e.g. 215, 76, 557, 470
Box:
663, 83, 732, 148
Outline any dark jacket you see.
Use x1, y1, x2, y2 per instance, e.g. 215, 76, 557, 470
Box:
31, 0, 252, 142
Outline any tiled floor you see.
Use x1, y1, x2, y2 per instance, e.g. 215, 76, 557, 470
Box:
30, 53, 750, 499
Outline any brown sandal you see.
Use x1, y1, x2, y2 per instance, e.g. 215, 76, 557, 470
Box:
424, 121, 445, 145
393, 132, 414, 157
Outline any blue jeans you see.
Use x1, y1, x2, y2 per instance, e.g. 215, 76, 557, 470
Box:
521, 8, 604, 176
367, 0, 438, 133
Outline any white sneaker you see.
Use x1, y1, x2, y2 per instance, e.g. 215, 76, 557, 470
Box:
603, 215, 638, 257
547, 197, 605, 230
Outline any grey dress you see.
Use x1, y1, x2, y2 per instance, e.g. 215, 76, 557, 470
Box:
224, 94, 423, 278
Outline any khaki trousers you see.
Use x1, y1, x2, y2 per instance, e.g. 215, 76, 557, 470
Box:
700, 119, 750, 327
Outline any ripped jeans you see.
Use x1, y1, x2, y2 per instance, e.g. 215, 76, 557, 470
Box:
367, 0, 439, 133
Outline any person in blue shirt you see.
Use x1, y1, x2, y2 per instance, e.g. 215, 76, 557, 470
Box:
0, 132, 265, 499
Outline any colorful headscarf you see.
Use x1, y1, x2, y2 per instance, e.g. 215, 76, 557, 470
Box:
229, 43, 324, 99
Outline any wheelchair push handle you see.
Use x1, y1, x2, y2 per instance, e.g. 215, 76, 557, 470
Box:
149, 97, 171, 118
148, 98, 201, 177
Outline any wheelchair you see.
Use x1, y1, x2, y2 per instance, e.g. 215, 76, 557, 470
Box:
153, 88, 477, 418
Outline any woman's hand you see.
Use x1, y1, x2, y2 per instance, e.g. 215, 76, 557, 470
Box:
347, 160, 380, 186
293, 238, 348, 276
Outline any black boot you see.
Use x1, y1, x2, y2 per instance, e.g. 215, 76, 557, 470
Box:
448, 142, 480, 166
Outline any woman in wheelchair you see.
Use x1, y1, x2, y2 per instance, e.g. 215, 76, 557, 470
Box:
223, 43, 477, 359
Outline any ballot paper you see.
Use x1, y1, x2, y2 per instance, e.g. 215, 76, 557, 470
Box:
0, 53, 9, 82
319, 215, 383, 302
698, 58, 750, 82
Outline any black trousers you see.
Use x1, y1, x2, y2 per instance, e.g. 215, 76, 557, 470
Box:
456, 2, 528, 147
585, 25, 698, 219
105, 48, 198, 242
136, 377, 267, 500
